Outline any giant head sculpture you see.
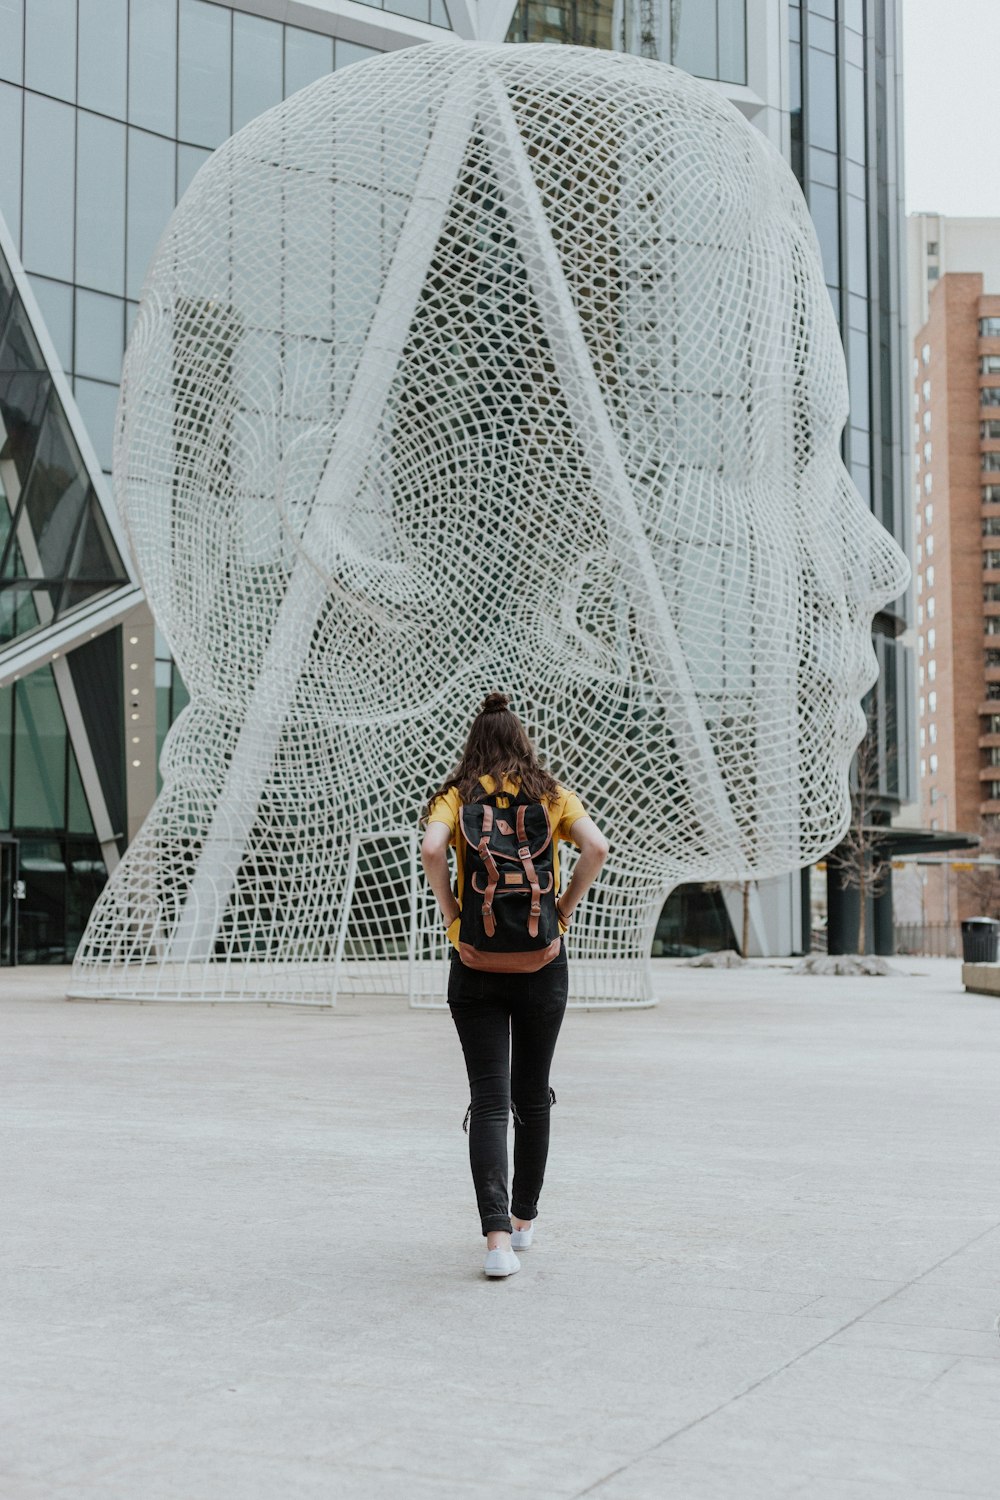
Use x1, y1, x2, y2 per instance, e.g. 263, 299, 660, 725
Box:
74, 42, 909, 1004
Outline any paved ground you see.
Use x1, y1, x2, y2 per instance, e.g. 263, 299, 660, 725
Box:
3, 957, 999, 1499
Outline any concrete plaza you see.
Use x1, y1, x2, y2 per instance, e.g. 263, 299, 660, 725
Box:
3, 957, 999, 1499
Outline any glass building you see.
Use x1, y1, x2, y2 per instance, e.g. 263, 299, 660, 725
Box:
0, 0, 913, 962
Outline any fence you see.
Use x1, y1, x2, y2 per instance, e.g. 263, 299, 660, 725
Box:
894, 922, 961, 958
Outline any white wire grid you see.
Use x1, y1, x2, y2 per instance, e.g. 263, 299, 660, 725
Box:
70, 42, 909, 1007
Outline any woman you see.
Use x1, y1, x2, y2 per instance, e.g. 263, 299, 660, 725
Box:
420, 693, 609, 1279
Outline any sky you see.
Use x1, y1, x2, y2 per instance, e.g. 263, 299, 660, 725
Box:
902, 0, 1000, 217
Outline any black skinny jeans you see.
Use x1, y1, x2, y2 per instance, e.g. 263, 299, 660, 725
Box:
447, 941, 569, 1236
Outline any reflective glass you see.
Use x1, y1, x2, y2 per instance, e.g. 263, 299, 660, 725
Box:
62, 492, 122, 595
717, 0, 746, 84
14, 667, 66, 829
391, 0, 430, 19
845, 64, 865, 163
808, 181, 839, 288
284, 27, 333, 97
0, 361, 51, 491
71, 377, 119, 471
67, 754, 95, 835
847, 193, 868, 296
233, 13, 284, 132
0, 0, 23, 84
27, 275, 73, 372
673, 0, 717, 78
126, 128, 175, 300
177, 144, 212, 200
75, 290, 125, 383
23, 0, 75, 102
78, 0, 127, 120
0, 685, 10, 826
67, 841, 107, 952
76, 112, 126, 296
808, 147, 837, 186
129, 0, 177, 138
178, 0, 232, 148
21, 93, 75, 281
844, 27, 863, 66
18, 835, 66, 960
808, 15, 835, 52
845, 0, 864, 30
806, 46, 837, 152
21, 398, 89, 583
430, 0, 451, 23
335, 40, 381, 69
0, 82, 23, 245
848, 336, 870, 431
808, 0, 835, 16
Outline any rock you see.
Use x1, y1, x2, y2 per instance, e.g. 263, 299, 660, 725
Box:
791, 954, 899, 977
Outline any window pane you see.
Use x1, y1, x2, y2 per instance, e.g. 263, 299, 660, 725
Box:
0, 81, 23, 245
126, 128, 175, 300
24, 0, 75, 102
129, 0, 177, 137
177, 143, 212, 200
718, 0, 746, 85
21, 398, 89, 581
845, 63, 865, 163
178, 0, 232, 148
0, 0, 23, 84
72, 377, 119, 471
806, 46, 837, 152
22, 93, 75, 281
75, 290, 124, 383
430, 0, 450, 24
78, 0, 127, 119
19, 836, 67, 960
14, 667, 66, 829
76, 111, 126, 296
233, 13, 283, 131
808, 181, 840, 288
27, 275, 73, 372
335, 40, 380, 69
673, 0, 717, 78
847, 193, 868, 297
0, 685, 11, 826
284, 26, 333, 97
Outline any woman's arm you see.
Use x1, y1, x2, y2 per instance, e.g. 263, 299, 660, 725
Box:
556, 815, 609, 923
420, 821, 460, 927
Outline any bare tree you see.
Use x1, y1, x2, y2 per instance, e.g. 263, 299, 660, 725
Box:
834, 702, 891, 956
956, 819, 1000, 917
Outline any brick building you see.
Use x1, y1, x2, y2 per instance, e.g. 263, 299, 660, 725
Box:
911, 267, 1000, 918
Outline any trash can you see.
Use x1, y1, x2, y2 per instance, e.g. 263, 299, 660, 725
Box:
960, 917, 1000, 964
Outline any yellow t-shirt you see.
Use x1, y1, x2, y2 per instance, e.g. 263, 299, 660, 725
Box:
427, 774, 587, 951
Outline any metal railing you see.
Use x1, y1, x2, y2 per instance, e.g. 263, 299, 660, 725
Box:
894, 922, 961, 958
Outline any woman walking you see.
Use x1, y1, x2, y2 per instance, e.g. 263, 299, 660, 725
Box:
421, 693, 609, 1279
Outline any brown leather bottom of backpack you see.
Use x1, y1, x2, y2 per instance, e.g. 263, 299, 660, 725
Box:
457, 938, 562, 973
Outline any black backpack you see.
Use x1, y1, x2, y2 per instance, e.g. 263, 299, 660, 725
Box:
457, 789, 562, 972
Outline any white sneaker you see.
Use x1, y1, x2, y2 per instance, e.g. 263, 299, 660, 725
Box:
483, 1247, 521, 1278
510, 1220, 535, 1249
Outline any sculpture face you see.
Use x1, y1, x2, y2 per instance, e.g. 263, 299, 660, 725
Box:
77, 43, 909, 1002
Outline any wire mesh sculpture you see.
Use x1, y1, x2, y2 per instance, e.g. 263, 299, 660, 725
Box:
71, 42, 910, 1006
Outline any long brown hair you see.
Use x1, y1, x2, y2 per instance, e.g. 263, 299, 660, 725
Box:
421, 693, 559, 824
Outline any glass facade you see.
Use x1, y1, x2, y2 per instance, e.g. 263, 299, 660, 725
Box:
0, 240, 129, 649
0, 0, 385, 475
506, 0, 747, 85
0, 0, 397, 962
789, 0, 913, 816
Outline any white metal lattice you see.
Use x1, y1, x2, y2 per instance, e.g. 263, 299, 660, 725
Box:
70, 42, 909, 1007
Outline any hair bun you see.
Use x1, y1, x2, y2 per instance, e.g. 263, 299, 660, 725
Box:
481, 692, 510, 716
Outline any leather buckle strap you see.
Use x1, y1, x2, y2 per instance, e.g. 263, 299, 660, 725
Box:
515, 806, 543, 938
479, 803, 499, 938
